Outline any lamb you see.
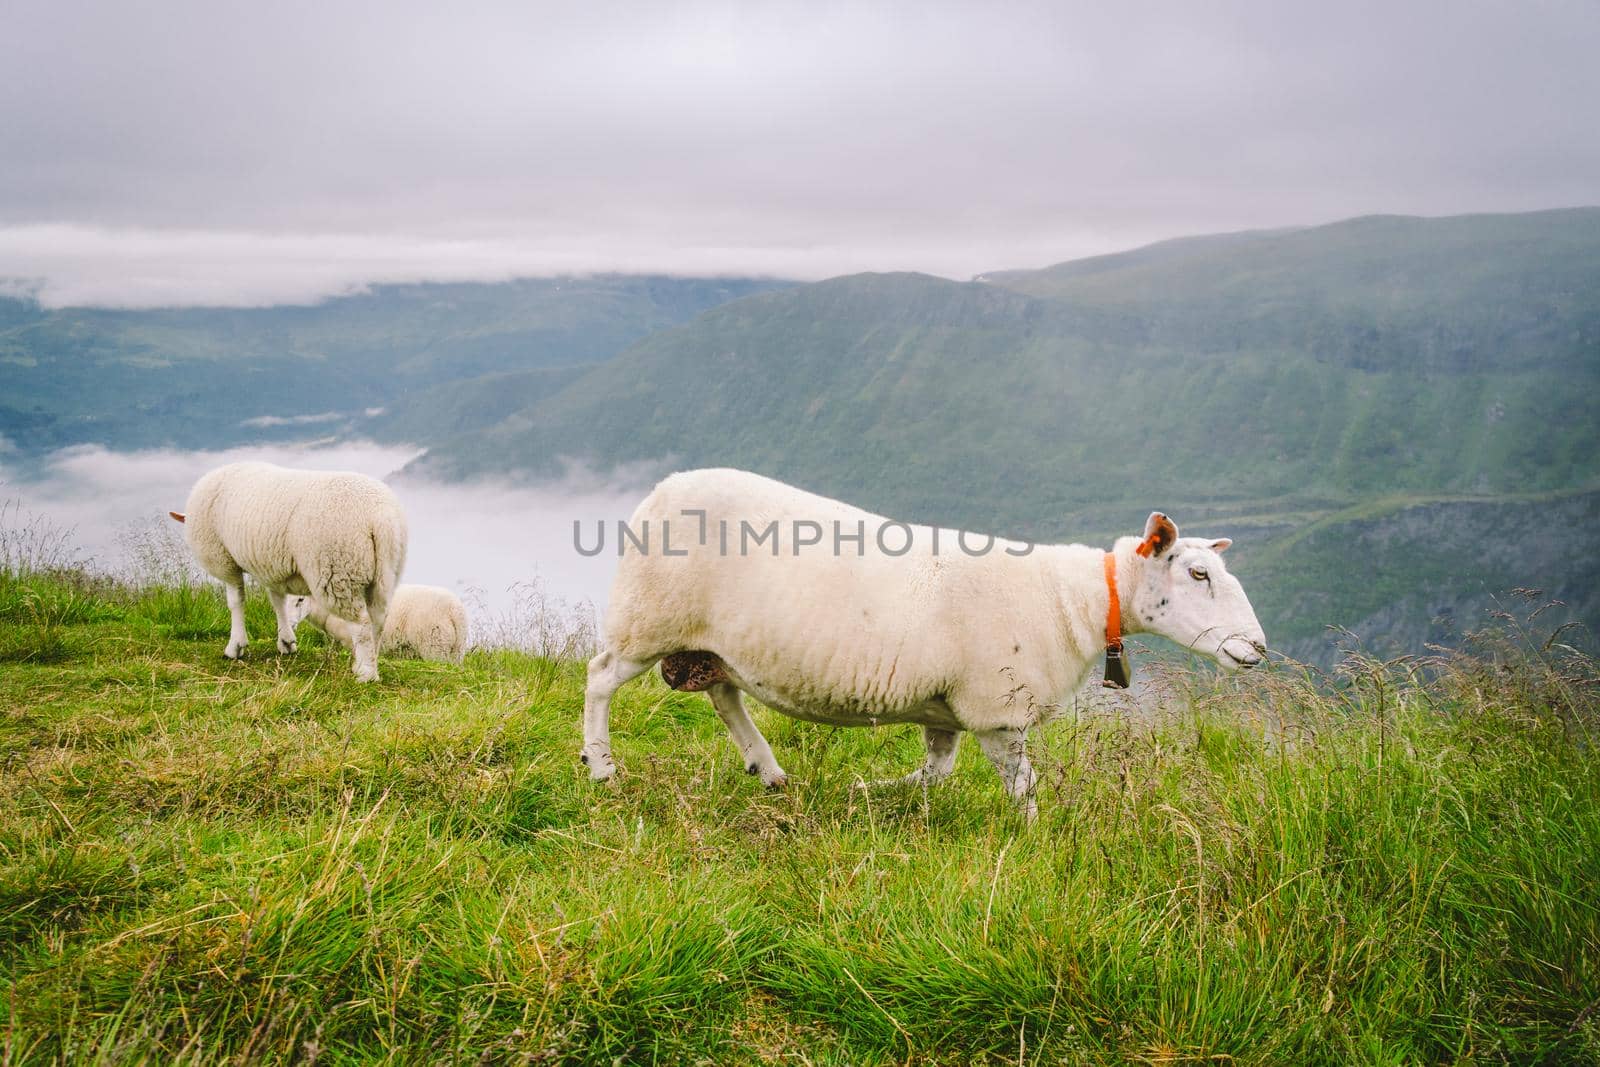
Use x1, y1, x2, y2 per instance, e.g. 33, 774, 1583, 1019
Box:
583, 468, 1267, 815
291, 584, 468, 664
168, 461, 408, 682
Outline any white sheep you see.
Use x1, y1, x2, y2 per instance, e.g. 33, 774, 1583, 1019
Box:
583, 468, 1267, 815
291, 584, 468, 664
169, 461, 408, 681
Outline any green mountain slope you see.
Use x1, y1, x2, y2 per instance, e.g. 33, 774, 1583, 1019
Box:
983, 208, 1600, 374
415, 233, 1600, 520
1226, 488, 1600, 659
0, 275, 792, 452
412, 210, 1600, 657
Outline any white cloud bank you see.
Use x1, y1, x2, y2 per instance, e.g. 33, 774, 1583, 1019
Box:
0, 222, 1167, 309
0, 440, 645, 630
3, 1, 1596, 307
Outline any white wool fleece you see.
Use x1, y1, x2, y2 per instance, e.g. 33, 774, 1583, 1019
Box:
177, 461, 408, 680
582, 467, 1266, 815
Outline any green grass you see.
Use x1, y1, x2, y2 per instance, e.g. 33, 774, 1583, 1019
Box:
2, 572, 1598, 1063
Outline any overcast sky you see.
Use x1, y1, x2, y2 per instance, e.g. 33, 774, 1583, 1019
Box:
3, 0, 1597, 307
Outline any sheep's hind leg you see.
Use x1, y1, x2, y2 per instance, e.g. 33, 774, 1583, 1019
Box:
343, 602, 380, 683
858, 726, 961, 790
707, 682, 787, 788
976, 727, 1038, 822
364, 581, 391, 665
306, 603, 359, 649
266, 589, 298, 654
581, 649, 656, 781
222, 575, 249, 659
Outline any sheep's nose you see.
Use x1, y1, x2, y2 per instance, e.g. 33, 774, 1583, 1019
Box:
1224, 641, 1265, 668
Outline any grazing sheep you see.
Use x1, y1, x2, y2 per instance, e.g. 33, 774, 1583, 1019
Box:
292, 584, 468, 664
583, 468, 1267, 816
169, 461, 407, 681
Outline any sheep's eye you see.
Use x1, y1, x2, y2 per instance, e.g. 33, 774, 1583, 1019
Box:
1188, 566, 1209, 581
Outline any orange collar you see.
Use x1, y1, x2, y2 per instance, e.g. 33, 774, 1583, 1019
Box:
1103, 551, 1122, 651
1102, 551, 1131, 688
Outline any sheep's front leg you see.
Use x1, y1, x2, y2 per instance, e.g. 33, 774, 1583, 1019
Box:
223, 576, 249, 659
707, 682, 787, 788
266, 589, 298, 654
580, 649, 656, 781
976, 727, 1038, 822
857, 726, 961, 790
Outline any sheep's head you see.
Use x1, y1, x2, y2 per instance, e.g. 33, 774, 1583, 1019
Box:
1122, 512, 1266, 669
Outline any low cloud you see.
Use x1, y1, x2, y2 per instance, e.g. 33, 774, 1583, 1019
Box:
0, 222, 1162, 309
0, 441, 647, 627
5, 3, 1596, 308
240, 411, 352, 429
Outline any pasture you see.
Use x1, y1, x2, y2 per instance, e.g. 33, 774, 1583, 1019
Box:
2, 566, 1598, 1063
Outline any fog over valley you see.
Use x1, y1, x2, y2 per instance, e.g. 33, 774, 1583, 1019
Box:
0, 440, 644, 639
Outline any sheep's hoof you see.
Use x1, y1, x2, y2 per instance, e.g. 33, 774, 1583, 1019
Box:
582, 751, 618, 782
277, 637, 297, 655
744, 761, 787, 788
224, 641, 246, 660
354, 667, 379, 683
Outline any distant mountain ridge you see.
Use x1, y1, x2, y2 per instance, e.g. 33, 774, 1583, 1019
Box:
0, 274, 794, 452
406, 209, 1600, 659
984, 208, 1600, 373
413, 211, 1600, 512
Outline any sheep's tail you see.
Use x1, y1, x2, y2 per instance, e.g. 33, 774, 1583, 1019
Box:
450, 602, 469, 664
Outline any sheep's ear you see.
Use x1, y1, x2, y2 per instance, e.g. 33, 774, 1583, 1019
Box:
1210, 538, 1232, 553
168, 511, 186, 524
1136, 512, 1178, 558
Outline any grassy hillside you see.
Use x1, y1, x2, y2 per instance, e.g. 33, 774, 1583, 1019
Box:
364, 365, 593, 446
2, 562, 1598, 1062
415, 212, 1600, 515
982, 209, 1600, 377
412, 271, 1599, 515
0, 275, 791, 453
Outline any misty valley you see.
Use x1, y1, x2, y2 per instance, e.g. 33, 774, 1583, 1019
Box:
4, 210, 1596, 666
